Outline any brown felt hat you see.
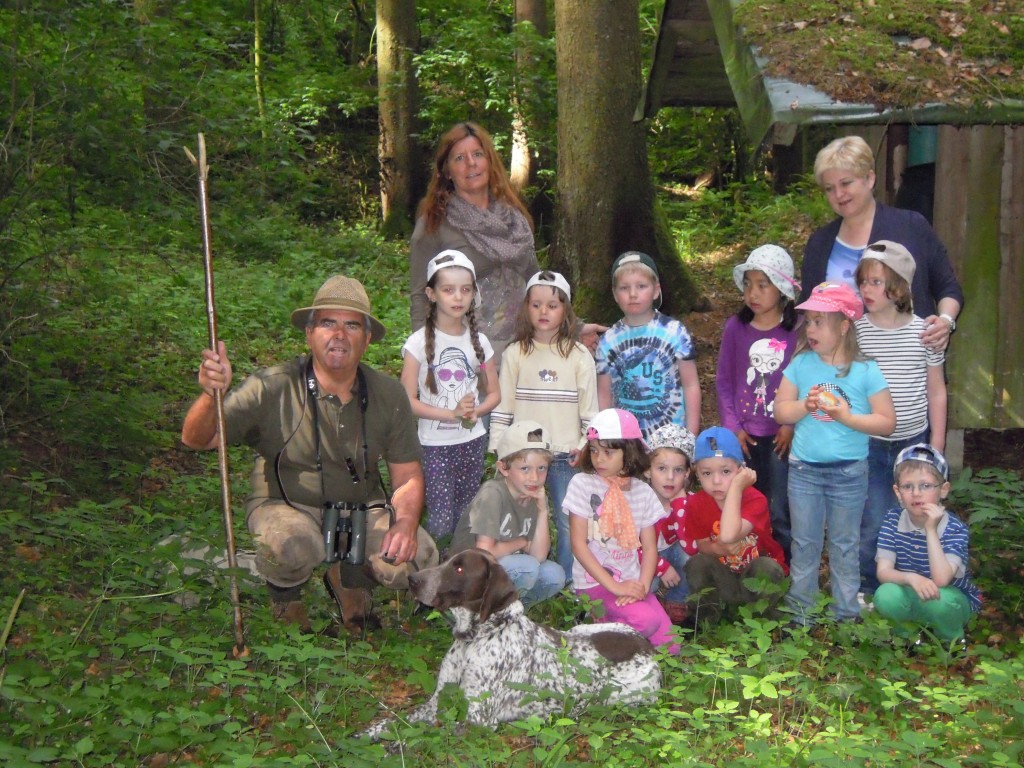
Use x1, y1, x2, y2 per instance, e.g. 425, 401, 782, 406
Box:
290, 275, 387, 342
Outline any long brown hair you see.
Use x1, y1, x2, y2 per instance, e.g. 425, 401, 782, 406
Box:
512, 277, 579, 358
418, 122, 533, 233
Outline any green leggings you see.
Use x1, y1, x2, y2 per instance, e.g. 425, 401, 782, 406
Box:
873, 582, 972, 642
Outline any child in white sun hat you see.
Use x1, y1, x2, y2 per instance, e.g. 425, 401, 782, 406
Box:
717, 244, 801, 561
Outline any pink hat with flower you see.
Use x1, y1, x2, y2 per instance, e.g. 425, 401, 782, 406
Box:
795, 282, 864, 321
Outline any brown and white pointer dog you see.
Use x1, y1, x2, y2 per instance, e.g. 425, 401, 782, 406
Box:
359, 549, 662, 739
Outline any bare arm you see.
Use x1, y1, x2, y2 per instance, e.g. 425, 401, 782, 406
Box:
597, 373, 612, 410
475, 534, 530, 559
772, 377, 809, 426
526, 492, 552, 560
637, 524, 658, 592
876, 556, 941, 601
926, 364, 947, 452
717, 467, 757, 544
920, 297, 961, 353
922, 506, 955, 587
379, 460, 425, 565
678, 359, 701, 435
471, 359, 502, 419
181, 341, 233, 450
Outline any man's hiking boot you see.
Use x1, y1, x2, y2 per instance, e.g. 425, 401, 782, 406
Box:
267, 581, 312, 632
324, 563, 380, 633
271, 599, 313, 632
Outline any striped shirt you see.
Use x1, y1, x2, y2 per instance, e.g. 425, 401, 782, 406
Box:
875, 507, 981, 611
489, 341, 598, 455
855, 314, 944, 440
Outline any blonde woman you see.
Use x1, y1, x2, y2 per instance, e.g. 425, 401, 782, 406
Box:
800, 135, 963, 352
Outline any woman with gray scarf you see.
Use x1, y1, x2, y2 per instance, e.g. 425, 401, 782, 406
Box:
409, 122, 540, 361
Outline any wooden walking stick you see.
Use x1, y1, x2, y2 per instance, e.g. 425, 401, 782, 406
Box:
184, 134, 249, 659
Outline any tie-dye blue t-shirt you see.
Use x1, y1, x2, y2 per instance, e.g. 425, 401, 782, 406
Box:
595, 311, 695, 438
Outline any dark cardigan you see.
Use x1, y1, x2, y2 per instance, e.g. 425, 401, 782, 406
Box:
800, 202, 964, 319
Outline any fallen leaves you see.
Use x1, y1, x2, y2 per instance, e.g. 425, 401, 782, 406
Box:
16, 543, 42, 563
734, 1, 1024, 110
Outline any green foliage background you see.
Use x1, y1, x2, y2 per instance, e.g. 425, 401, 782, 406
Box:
1, 1, 1022, 766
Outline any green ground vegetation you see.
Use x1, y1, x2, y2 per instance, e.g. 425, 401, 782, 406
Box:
2, 2, 1023, 765
2, 210, 1022, 766
735, 0, 1024, 109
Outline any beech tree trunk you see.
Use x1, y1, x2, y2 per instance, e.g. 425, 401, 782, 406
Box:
377, 0, 419, 238
552, 0, 703, 322
509, 0, 547, 194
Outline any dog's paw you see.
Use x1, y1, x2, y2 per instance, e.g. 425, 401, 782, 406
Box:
355, 718, 395, 742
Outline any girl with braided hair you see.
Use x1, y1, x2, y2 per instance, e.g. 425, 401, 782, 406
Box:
402, 250, 501, 539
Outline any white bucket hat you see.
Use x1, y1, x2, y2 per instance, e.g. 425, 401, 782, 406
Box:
732, 244, 801, 300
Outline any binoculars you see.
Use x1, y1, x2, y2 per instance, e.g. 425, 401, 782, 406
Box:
322, 502, 368, 565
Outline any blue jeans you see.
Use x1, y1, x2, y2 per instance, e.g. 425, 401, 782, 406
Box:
499, 554, 566, 608
651, 543, 690, 603
547, 453, 579, 581
746, 435, 792, 564
861, 430, 928, 594
785, 458, 867, 623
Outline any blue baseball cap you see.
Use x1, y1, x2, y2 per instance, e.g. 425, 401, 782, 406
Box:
693, 427, 744, 464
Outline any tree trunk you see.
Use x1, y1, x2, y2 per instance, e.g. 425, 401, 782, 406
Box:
376, 0, 419, 238
552, 0, 703, 323
252, 0, 267, 140
509, 0, 547, 194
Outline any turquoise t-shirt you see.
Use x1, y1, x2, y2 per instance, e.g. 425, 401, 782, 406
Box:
782, 352, 889, 463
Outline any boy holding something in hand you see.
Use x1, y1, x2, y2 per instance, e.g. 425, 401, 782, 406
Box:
449, 421, 566, 607
682, 427, 788, 625
874, 444, 981, 644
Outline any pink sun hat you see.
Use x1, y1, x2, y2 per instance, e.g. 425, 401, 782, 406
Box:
795, 282, 864, 321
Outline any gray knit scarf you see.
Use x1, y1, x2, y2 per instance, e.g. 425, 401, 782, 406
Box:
445, 194, 534, 265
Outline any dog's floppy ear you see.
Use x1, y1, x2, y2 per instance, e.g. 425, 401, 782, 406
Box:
476, 550, 518, 622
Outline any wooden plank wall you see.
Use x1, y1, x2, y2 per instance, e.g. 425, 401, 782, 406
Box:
935, 125, 1024, 429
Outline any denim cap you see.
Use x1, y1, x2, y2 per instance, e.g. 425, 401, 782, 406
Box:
795, 282, 864, 321
861, 240, 917, 286
587, 408, 644, 444
646, 424, 695, 461
496, 420, 551, 462
733, 244, 801, 301
427, 250, 482, 308
693, 426, 744, 464
894, 443, 949, 481
526, 270, 572, 302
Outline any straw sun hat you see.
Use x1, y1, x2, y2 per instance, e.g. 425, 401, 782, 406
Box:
290, 275, 387, 342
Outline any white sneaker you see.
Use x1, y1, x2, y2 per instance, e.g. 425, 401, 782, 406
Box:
856, 591, 874, 611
